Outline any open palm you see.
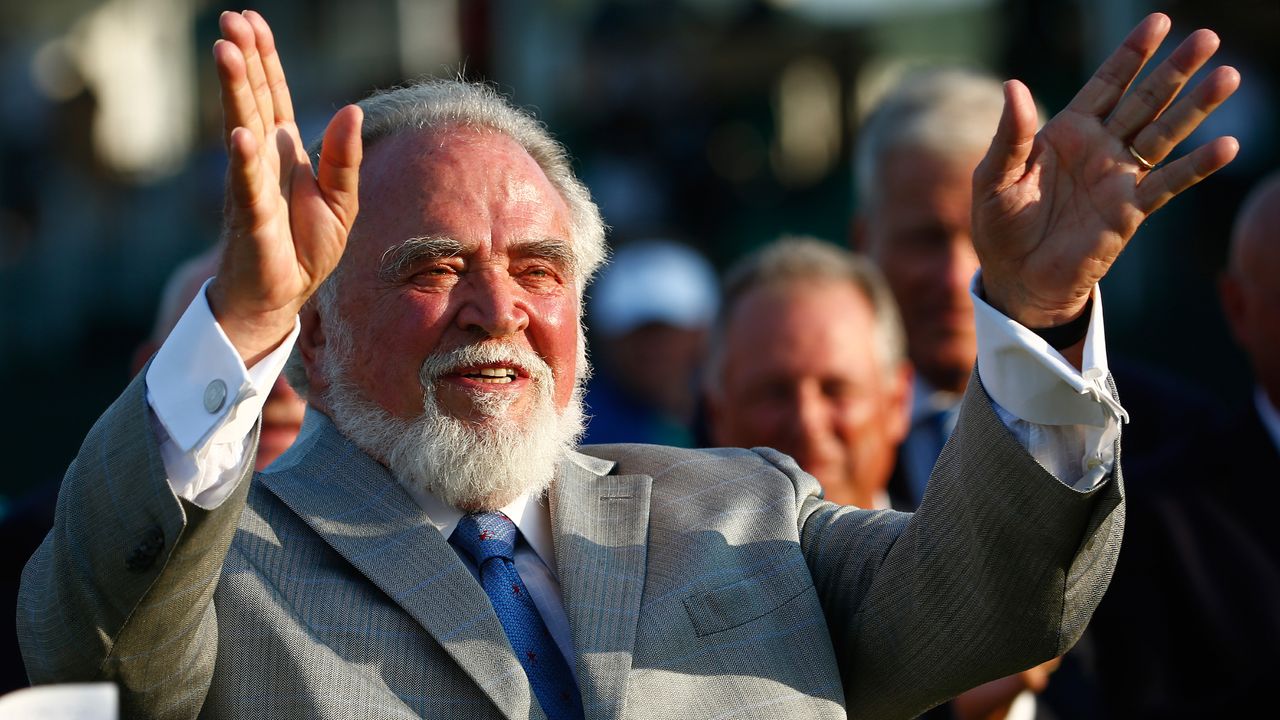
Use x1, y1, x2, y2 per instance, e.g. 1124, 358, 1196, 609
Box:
974, 15, 1239, 329
207, 10, 363, 366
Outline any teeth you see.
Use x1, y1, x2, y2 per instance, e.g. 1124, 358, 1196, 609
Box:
463, 367, 517, 384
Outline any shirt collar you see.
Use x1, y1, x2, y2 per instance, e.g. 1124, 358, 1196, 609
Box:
910, 375, 961, 424
400, 481, 558, 578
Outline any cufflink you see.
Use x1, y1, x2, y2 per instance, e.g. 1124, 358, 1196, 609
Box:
203, 379, 228, 413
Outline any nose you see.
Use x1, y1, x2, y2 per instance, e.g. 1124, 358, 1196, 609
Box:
942, 234, 980, 294
788, 382, 831, 454
455, 268, 529, 338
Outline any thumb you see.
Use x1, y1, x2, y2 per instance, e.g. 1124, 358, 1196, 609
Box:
973, 80, 1039, 199
317, 104, 364, 229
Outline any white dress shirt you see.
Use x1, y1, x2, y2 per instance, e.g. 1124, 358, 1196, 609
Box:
142, 273, 1128, 685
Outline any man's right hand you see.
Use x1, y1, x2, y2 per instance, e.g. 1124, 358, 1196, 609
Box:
207, 10, 363, 367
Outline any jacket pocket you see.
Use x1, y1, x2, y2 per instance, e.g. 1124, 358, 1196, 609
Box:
683, 558, 815, 637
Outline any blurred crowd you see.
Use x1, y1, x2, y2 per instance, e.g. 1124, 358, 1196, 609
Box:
2, 1, 1278, 717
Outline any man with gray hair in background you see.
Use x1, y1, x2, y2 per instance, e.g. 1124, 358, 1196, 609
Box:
705, 236, 912, 510
853, 66, 1015, 513
853, 65, 1084, 720
19, 9, 1241, 719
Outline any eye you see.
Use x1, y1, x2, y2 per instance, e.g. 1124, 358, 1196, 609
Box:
515, 263, 563, 289
408, 262, 461, 287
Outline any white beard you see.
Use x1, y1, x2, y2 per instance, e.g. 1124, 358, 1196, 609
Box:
322, 324, 586, 511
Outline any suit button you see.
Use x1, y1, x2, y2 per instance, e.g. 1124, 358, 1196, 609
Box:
125, 526, 165, 572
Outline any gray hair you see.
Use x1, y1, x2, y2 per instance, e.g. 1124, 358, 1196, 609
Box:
854, 67, 1008, 210
704, 236, 906, 397
286, 79, 607, 398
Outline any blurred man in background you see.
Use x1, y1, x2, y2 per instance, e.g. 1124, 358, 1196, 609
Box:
704, 236, 912, 509
1090, 171, 1280, 717
853, 67, 1080, 720
583, 239, 718, 447
853, 67, 1006, 512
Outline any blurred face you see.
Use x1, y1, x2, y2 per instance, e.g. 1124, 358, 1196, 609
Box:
865, 147, 982, 394
256, 377, 306, 470
709, 280, 911, 508
1222, 201, 1280, 407
604, 323, 707, 421
308, 127, 580, 424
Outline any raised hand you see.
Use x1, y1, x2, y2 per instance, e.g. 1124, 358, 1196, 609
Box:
973, 13, 1239, 332
206, 10, 363, 367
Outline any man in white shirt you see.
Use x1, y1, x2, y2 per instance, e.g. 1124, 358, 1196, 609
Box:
19, 9, 1240, 720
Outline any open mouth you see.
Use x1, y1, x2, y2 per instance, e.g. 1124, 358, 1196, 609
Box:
457, 365, 521, 384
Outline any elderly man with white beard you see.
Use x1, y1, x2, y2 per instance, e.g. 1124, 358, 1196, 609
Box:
19, 9, 1241, 720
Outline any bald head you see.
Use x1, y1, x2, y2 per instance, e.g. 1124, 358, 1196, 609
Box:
1229, 173, 1280, 278
1222, 171, 1280, 405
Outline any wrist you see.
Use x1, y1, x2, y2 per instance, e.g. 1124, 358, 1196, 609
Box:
979, 278, 1091, 332
1027, 296, 1092, 350
206, 280, 299, 367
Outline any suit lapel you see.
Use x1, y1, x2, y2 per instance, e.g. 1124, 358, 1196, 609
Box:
260, 411, 539, 720
552, 451, 652, 720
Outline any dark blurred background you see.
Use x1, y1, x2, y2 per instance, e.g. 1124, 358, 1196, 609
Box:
1, 0, 1276, 504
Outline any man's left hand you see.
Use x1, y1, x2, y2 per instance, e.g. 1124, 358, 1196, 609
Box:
974, 13, 1239, 331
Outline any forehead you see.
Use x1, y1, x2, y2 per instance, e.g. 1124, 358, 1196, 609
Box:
348, 127, 573, 263
725, 280, 881, 372
875, 147, 981, 208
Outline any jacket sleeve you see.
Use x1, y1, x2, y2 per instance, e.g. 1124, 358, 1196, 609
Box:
17, 368, 256, 720
795, 370, 1124, 719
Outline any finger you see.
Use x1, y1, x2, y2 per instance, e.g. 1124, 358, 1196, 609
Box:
214, 38, 265, 149
1129, 65, 1239, 166
1105, 28, 1220, 141
242, 10, 296, 127
221, 10, 276, 141
1065, 13, 1170, 118
1136, 136, 1238, 215
316, 105, 364, 230
973, 80, 1038, 198
226, 127, 274, 233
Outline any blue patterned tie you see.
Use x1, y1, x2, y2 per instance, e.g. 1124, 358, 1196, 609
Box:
452, 512, 583, 720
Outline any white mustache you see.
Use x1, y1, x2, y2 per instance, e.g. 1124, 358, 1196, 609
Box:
419, 342, 554, 389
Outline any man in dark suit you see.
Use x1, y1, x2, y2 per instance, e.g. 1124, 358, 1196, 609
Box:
1090, 171, 1280, 718
18, 10, 1239, 719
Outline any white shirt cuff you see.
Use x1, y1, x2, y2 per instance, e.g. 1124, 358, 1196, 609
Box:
145, 279, 300, 506
973, 275, 1128, 490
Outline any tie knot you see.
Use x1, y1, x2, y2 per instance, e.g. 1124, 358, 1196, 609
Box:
453, 512, 517, 564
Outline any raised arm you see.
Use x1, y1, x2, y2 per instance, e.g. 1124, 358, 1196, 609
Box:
208, 10, 363, 367
974, 13, 1238, 355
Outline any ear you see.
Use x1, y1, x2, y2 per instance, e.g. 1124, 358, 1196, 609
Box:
1218, 271, 1250, 349
885, 361, 914, 445
298, 301, 328, 396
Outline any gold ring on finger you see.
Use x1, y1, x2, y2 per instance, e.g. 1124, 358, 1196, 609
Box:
1128, 145, 1156, 171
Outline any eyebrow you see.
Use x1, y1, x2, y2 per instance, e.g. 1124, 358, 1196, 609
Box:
518, 238, 577, 273
378, 235, 579, 283
378, 236, 464, 283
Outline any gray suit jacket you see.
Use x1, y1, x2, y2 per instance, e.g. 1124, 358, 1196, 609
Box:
18, 371, 1122, 719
